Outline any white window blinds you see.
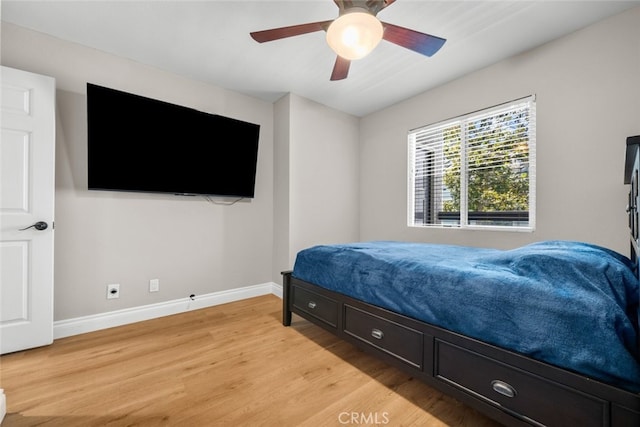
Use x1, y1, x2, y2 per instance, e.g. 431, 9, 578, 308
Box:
408, 96, 536, 230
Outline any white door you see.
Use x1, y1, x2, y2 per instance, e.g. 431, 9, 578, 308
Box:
0, 66, 56, 354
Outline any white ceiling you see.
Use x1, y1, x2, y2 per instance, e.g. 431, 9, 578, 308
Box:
2, 0, 639, 117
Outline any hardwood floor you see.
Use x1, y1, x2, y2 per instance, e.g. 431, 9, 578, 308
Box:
0, 295, 500, 426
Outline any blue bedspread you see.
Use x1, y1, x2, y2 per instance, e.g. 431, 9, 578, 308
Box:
292, 240, 640, 392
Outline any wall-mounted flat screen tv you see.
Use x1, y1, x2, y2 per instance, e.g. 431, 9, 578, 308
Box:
87, 83, 260, 198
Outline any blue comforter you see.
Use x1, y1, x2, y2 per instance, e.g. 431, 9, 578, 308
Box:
292, 240, 640, 392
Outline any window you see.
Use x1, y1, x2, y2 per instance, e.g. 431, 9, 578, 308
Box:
408, 96, 536, 230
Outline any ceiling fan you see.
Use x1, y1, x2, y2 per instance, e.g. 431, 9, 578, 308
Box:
250, 0, 446, 81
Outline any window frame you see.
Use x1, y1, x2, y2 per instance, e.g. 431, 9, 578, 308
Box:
407, 95, 536, 232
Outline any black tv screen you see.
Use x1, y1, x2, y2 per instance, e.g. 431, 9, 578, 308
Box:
87, 83, 260, 198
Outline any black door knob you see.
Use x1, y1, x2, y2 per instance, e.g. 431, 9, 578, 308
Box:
19, 221, 48, 231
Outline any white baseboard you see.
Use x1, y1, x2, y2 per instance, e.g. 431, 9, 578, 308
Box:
0, 388, 5, 425
54, 282, 283, 339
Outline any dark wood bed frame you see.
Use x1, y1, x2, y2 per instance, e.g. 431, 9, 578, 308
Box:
281, 136, 640, 427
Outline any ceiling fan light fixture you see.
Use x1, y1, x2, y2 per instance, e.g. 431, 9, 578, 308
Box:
326, 9, 383, 60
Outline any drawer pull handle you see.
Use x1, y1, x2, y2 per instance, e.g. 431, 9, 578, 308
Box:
371, 329, 384, 340
491, 380, 516, 398
307, 301, 317, 309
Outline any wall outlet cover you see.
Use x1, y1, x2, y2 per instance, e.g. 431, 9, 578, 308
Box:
107, 284, 120, 299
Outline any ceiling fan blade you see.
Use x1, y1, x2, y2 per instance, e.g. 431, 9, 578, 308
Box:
330, 56, 351, 81
381, 22, 446, 57
250, 20, 333, 43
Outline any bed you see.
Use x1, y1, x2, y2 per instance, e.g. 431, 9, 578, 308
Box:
281, 137, 640, 427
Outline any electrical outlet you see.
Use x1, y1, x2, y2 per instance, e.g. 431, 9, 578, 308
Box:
107, 283, 120, 299
149, 278, 159, 292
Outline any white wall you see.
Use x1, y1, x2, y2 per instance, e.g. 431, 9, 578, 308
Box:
272, 94, 292, 280
359, 7, 640, 255
1, 23, 275, 321
274, 94, 360, 273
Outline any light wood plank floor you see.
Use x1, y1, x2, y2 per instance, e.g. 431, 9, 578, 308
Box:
1, 295, 500, 426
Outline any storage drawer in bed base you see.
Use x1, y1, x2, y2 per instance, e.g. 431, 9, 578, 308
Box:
282, 273, 640, 427
435, 340, 608, 427
291, 285, 339, 328
344, 304, 424, 370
